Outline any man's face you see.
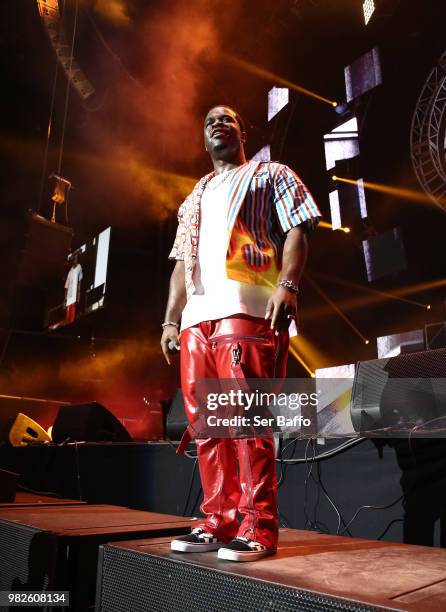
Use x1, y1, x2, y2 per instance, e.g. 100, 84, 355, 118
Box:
203, 106, 246, 159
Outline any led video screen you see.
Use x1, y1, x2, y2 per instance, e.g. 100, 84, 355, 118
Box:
345, 47, 382, 103
46, 227, 111, 329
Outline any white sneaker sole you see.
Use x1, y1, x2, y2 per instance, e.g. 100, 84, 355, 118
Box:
217, 547, 275, 562
171, 540, 222, 553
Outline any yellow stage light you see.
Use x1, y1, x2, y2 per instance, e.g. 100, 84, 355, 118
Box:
306, 276, 446, 320
306, 275, 369, 344
318, 221, 332, 230
427, 304, 431, 310
319, 220, 351, 233
332, 175, 445, 208
288, 343, 315, 377
227, 56, 337, 107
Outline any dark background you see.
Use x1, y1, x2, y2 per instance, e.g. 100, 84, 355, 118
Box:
1, 0, 445, 410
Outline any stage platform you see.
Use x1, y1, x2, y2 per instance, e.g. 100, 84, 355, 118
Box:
0, 504, 197, 610
96, 529, 446, 612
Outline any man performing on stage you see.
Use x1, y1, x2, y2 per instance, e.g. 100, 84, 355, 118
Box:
161, 105, 320, 562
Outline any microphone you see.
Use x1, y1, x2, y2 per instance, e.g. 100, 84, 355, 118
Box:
168, 340, 180, 352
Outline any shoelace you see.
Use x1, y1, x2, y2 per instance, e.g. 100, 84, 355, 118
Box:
192, 528, 215, 539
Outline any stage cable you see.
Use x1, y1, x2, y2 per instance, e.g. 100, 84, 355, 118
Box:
304, 440, 339, 534
277, 436, 298, 488
57, 0, 79, 179
376, 518, 403, 541
314, 461, 351, 536
303, 439, 317, 530
340, 494, 404, 536
277, 437, 361, 535
278, 436, 365, 464
37, 59, 60, 214
37, 0, 66, 215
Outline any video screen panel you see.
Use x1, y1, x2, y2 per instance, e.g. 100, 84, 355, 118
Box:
324, 117, 359, 171
362, 227, 406, 283
46, 227, 111, 329
345, 47, 382, 103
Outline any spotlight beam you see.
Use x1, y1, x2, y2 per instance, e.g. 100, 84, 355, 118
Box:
305, 278, 446, 320
318, 220, 350, 232
227, 55, 337, 107
288, 343, 315, 377
305, 275, 369, 344
332, 176, 445, 208
313, 271, 430, 309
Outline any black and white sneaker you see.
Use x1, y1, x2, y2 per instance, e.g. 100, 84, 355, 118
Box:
171, 528, 223, 553
217, 537, 275, 562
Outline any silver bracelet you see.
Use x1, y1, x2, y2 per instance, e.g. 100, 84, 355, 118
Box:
278, 279, 299, 294
162, 321, 179, 329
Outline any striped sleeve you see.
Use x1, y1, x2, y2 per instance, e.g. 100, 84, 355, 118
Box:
168, 198, 187, 260
272, 164, 321, 233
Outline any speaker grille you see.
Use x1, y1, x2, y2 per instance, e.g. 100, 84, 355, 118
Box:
0, 521, 55, 591
97, 546, 396, 612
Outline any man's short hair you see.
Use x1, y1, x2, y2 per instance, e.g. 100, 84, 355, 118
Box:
206, 105, 247, 133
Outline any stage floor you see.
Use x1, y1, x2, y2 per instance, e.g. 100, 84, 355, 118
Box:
98, 528, 446, 611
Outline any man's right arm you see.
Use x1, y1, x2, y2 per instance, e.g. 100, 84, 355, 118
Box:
160, 260, 187, 365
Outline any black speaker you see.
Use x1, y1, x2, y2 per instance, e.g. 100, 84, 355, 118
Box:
0, 468, 19, 502
52, 403, 132, 443
351, 348, 446, 434
164, 390, 188, 441
96, 535, 393, 612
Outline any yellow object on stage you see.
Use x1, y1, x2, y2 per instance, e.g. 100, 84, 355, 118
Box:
9, 413, 52, 447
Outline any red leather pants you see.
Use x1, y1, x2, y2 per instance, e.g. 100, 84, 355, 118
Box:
180, 314, 288, 548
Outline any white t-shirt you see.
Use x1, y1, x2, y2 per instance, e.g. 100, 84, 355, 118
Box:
65, 263, 83, 306
180, 172, 272, 331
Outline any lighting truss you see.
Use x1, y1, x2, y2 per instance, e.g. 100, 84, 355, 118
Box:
410, 50, 446, 212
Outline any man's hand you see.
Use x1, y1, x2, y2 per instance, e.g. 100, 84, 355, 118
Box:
265, 287, 297, 332
161, 261, 186, 364
160, 325, 180, 365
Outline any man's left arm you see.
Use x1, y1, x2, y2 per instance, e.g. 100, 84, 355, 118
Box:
265, 226, 308, 331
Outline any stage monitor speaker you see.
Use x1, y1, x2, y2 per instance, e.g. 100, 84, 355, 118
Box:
52, 403, 132, 443
0, 505, 193, 611
164, 390, 188, 442
351, 348, 446, 434
96, 537, 390, 612
0, 469, 19, 503
9, 413, 52, 447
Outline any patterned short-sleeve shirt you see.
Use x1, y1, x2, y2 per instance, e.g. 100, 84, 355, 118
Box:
169, 160, 321, 300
